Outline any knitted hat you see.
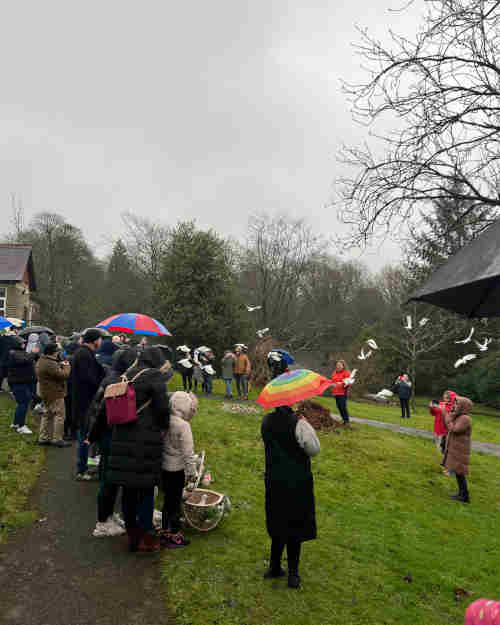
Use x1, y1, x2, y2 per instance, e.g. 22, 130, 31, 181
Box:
82, 329, 102, 344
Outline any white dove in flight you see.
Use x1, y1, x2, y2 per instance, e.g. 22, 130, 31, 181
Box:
455, 328, 475, 344
246, 305, 262, 312
256, 328, 270, 338
454, 354, 477, 368
419, 318, 429, 327
366, 339, 378, 350
474, 337, 492, 352
178, 358, 193, 368
177, 345, 191, 353
344, 369, 358, 386
404, 316, 412, 330
358, 348, 372, 361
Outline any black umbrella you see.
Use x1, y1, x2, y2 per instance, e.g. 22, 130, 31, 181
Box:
81, 327, 112, 338
19, 325, 55, 337
408, 219, 500, 317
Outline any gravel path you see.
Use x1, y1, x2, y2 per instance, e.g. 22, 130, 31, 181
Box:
351, 416, 500, 457
0, 446, 170, 625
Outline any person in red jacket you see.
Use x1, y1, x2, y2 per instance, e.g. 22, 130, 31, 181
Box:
331, 360, 351, 425
429, 399, 447, 454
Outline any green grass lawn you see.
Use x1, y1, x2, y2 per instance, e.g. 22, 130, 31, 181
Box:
162, 374, 500, 625
0, 393, 44, 544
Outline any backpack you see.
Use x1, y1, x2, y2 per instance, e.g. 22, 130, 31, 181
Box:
103, 368, 152, 426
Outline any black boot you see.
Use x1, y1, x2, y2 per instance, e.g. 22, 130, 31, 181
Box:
451, 475, 470, 503
265, 540, 286, 579
288, 570, 301, 589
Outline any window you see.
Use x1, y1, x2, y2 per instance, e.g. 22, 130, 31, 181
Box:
0, 287, 5, 317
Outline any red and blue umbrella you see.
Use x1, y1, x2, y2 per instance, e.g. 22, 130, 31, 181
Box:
97, 313, 171, 337
0, 316, 13, 330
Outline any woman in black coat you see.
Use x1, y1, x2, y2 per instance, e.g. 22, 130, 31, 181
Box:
107, 346, 171, 552
261, 405, 320, 588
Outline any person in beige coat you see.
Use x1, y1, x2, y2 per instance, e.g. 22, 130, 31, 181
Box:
35, 344, 71, 447
160, 391, 198, 547
443, 395, 473, 503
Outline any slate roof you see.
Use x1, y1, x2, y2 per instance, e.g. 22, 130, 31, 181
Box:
0, 244, 36, 291
409, 220, 500, 317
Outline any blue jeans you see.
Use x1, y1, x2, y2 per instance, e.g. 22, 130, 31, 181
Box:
10, 383, 33, 427
235, 374, 249, 397
77, 426, 89, 475
223, 378, 233, 397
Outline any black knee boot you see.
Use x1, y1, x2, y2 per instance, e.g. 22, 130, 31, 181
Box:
451, 474, 470, 503
286, 540, 302, 588
264, 540, 286, 579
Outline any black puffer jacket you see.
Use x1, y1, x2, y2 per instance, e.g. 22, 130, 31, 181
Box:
7, 341, 38, 385
107, 346, 170, 489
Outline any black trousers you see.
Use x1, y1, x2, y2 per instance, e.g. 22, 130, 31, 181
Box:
335, 395, 349, 423
181, 372, 193, 392
270, 538, 302, 574
162, 469, 185, 533
456, 474, 470, 500
399, 398, 410, 418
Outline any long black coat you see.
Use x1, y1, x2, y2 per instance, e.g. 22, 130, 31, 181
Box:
107, 347, 170, 490
71, 345, 105, 429
261, 407, 316, 542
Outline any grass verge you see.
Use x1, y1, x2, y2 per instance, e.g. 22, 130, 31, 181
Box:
0, 393, 44, 544
161, 376, 500, 625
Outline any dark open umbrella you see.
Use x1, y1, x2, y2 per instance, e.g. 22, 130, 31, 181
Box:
19, 325, 55, 337
408, 220, 500, 318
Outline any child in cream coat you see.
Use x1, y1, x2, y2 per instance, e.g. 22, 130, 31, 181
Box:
160, 391, 198, 548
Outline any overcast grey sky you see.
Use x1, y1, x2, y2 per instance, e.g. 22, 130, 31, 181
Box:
0, 0, 423, 270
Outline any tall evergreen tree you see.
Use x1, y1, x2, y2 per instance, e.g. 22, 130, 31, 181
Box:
104, 239, 148, 316
155, 221, 249, 357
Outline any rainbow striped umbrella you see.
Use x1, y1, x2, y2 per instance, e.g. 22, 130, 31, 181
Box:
257, 369, 333, 410
97, 313, 171, 337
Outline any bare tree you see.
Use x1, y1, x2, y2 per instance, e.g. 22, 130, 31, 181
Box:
338, 0, 500, 246
241, 214, 329, 342
121, 212, 170, 284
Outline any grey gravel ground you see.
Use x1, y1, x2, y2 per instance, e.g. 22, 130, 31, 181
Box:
0, 445, 170, 625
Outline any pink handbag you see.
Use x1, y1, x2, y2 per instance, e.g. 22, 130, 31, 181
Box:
104, 369, 151, 425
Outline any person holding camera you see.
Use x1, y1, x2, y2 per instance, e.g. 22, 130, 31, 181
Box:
35, 343, 72, 447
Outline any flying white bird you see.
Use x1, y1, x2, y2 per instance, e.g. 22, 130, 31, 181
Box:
455, 328, 475, 344
344, 369, 358, 386
454, 354, 477, 368
197, 345, 210, 353
376, 388, 394, 398
268, 351, 281, 362
178, 358, 193, 368
474, 337, 492, 352
176, 345, 191, 353
358, 348, 372, 361
246, 305, 262, 312
404, 316, 412, 330
203, 364, 216, 375
419, 318, 429, 327
256, 328, 270, 338
366, 339, 378, 350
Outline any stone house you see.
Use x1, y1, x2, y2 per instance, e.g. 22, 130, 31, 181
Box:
0, 244, 38, 324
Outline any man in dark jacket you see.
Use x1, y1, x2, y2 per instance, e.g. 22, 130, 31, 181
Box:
7, 336, 39, 433
72, 329, 105, 480
107, 345, 170, 553
0, 332, 18, 392
394, 374, 412, 419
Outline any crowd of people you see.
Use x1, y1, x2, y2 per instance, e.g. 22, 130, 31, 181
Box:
0, 328, 475, 593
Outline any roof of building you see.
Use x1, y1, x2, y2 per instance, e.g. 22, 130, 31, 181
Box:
0, 244, 36, 291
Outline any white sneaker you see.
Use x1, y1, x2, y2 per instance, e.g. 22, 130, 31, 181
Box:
108, 517, 126, 535
112, 513, 125, 528
17, 425, 32, 434
92, 519, 125, 537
